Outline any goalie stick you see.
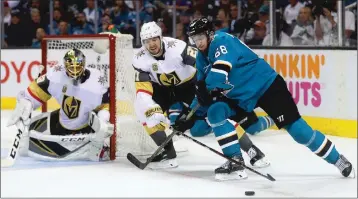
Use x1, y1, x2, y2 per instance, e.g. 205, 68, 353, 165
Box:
127, 104, 200, 170
1, 66, 44, 168
1, 119, 29, 168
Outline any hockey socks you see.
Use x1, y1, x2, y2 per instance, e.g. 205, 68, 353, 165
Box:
285, 118, 339, 164
245, 116, 274, 135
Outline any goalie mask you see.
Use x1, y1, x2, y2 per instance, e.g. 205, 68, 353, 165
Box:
64, 49, 86, 80
140, 21, 163, 57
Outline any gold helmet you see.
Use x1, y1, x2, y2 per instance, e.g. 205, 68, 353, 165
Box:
63, 49, 86, 80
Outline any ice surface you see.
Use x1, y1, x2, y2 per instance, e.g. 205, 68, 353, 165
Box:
1, 110, 357, 197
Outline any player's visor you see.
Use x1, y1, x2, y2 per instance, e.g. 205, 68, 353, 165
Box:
189, 33, 207, 46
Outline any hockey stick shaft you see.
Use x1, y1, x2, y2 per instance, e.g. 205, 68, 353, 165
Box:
179, 133, 276, 181
127, 104, 200, 169
1, 119, 28, 168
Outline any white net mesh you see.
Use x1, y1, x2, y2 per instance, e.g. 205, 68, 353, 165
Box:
44, 34, 158, 158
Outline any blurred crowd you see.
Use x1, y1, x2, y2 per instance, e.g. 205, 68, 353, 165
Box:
2, 0, 357, 48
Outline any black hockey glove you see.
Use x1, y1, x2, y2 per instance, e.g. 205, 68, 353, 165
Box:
172, 116, 197, 133
195, 80, 213, 106
172, 105, 197, 133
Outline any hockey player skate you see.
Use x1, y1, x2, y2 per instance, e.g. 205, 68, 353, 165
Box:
148, 140, 178, 169
247, 145, 270, 168
215, 155, 248, 181
335, 155, 356, 178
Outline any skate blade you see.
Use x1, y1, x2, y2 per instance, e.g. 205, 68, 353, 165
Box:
148, 159, 178, 170
215, 171, 248, 181
348, 167, 356, 178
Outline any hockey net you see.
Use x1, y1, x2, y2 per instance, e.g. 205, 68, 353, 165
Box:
41, 34, 158, 160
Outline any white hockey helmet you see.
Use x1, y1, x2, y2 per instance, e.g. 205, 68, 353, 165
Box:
140, 21, 163, 56
140, 21, 162, 43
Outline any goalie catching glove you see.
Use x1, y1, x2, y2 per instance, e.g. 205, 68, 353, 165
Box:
7, 94, 33, 127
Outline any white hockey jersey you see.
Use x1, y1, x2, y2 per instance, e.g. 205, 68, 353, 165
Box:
24, 69, 109, 130
132, 37, 197, 124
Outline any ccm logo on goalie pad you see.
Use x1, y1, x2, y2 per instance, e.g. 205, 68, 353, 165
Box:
10, 129, 23, 159
61, 137, 86, 142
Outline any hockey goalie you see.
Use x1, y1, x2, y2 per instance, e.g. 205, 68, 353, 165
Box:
6, 49, 114, 161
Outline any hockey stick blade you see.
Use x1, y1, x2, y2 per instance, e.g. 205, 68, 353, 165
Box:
180, 133, 276, 182
127, 131, 177, 170
127, 104, 200, 169
127, 153, 146, 170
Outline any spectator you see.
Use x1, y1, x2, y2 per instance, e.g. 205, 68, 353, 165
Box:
284, 0, 305, 25
192, 0, 217, 21
32, 28, 46, 48
140, 3, 156, 23
179, 10, 192, 32
214, 8, 230, 32
111, 0, 136, 36
83, 0, 103, 25
218, 0, 230, 11
245, 4, 269, 41
48, 8, 63, 34
312, 0, 345, 46
111, 0, 132, 25
5, 9, 32, 47
3, 2, 11, 27
168, 0, 192, 12
72, 12, 95, 34
291, 7, 315, 45
53, 0, 75, 22
176, 23, 188, 42
28, 8, 48, 39
263, 12, 294, 46
103, 6, 112, 16
29, 0, 50, 24
99, 14, 118, 33
57, 21, 71, 35
157, 19, 171, 37
258, 4, 270, 31
246, 20, 266, 45
229, 3, 239, 20
330, 0, 356, 46
242, 0, 264, 16
192, 7, 204, 20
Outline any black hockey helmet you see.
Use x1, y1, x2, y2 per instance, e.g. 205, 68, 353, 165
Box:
188, 17, 214, 38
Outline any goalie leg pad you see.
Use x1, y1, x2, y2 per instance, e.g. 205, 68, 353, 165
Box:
19, 112, 51, 157
28, 130, 92, 161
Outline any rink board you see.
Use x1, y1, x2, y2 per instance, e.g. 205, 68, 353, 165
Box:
2, 97, 356, 138
1, 48, 357, 138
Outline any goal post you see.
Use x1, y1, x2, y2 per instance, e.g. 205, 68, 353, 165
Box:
40, 34, 158, 160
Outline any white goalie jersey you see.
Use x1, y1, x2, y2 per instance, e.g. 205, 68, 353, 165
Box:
22, 68, 109, 130
132, 37, 198, 124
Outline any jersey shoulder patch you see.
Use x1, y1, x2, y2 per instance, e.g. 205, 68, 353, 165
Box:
132, 48, 151, 72
164, 37, 186, 54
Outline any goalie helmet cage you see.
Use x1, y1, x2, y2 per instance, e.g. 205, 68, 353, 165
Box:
41, 34, 158, 160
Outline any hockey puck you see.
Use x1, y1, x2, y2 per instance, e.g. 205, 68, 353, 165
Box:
245, 191, 255, 196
